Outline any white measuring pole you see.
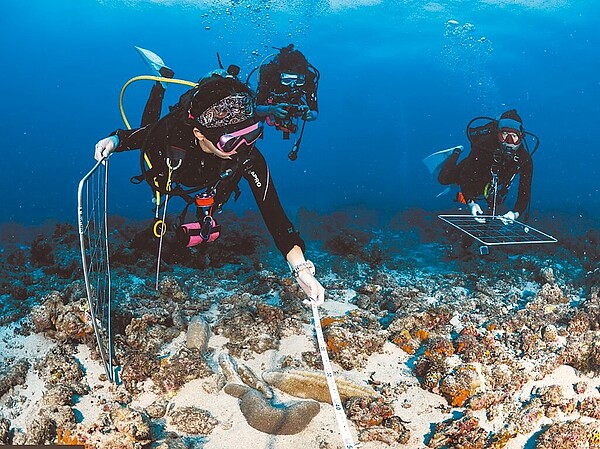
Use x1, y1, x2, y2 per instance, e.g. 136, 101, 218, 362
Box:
311, 304, 356, 449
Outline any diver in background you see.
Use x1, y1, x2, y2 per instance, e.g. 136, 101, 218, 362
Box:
436, 109, 534, 222
254, 44, 319, 159
93, 54, 325, 306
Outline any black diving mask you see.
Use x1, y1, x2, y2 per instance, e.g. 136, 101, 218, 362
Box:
280, 73, 305, 87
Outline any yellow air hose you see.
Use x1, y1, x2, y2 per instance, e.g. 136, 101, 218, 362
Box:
119, 75, 197, 130
118, 75, 197, 226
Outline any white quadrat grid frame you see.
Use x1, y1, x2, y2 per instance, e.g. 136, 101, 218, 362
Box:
438, 214, 558, 247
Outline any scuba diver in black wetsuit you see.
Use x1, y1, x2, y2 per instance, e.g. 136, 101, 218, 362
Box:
437, 109, 536, 222
93, 51, 325, 306
253, 44, 319, 161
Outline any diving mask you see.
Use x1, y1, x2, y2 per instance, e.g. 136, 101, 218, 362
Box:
280, 72, 306, 87
217, 122, 263, 154
498, 129, 522, 146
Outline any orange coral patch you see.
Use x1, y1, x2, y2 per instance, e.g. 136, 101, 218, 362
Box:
401, 344, 416, 355
451, 389, 471, 407
326, 336, 348, 353
414, 329, 429, 340
320, 317, 338, 327
57, 429, 94, 448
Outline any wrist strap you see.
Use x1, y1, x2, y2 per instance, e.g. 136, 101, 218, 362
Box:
291, 260, 315, 278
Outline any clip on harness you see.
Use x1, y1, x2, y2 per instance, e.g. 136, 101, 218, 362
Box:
118, 74, 198, 290
154, 155, 182, 290
311, 304, 356, 448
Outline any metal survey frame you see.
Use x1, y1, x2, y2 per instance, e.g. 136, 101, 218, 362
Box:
438, 214, 558, 255
77, 158, 116, 382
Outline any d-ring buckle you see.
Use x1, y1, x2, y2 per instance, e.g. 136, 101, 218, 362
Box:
166, 158, 182, 171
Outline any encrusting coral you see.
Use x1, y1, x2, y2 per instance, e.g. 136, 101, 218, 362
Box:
219, 353, 320, 435
185, 315, 211, 352
168, 406, 218, 435
262, 368, 379, 404
536, 419, 600, 449
428, 412, 489, 449
2, 211, 600, 447
225, 383, 320, 435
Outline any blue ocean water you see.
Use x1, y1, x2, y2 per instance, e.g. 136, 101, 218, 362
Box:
1, 0, 599, 227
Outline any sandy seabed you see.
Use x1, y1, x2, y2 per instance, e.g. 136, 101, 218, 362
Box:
0, 210, 599, 448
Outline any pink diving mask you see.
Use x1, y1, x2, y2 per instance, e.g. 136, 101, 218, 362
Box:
216, 122, 262, 154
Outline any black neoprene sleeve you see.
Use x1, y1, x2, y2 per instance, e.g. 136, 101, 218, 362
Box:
241, 148, 305, 258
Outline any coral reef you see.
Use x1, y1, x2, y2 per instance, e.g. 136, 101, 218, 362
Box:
0, 222, 84, 324
168, 406, 218, 435
346, 395, 394, 427
103, 405, 152, 447
439, 364, 482, 407
579, 396, 600, 419
213, 296, 304, 359
1, 208, 600, 448
506, 398, 545, 435
536, 419, 600, 449
319, 309, 388, 370
31, 291, 94, 342
0, 418, 10, 444
151, 347, 214, 393
35, 344, 87, 394
0, 359, 29, 398
428, 413, 489, 448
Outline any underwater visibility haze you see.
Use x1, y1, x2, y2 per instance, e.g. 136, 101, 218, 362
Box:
2, 2, 600, 448
1, 0, 599, 226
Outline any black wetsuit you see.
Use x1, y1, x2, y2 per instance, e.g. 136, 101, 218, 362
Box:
256, 62, 318, 118
111, 85, 304, 258
438, 135, 533, 215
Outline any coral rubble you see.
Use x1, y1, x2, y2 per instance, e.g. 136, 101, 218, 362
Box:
0, 209, 599, 448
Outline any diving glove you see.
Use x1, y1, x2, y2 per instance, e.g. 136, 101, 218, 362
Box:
292, 260, 325, 307
499, 210, 519, 225
294, 105, 318, 121
94, 135, 119, 162
468, 201, 485, 223
257, 104, 289, 119
304, 109, 318, 121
